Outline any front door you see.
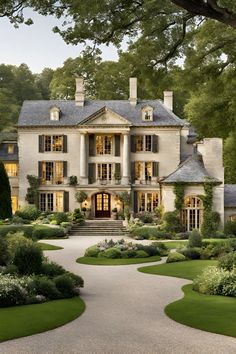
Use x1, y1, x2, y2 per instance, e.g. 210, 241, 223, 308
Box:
95, 193, 110, 218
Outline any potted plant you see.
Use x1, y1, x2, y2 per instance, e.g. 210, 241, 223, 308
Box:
111, 207, 118, 220
113, 172, 121, 185
75, 191, 87, 209
81, 206, 87, 217
69, 175, 78, 186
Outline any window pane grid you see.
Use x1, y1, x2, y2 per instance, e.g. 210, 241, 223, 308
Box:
4, 163, 18, 177
138, 192, 159, 212
44, 135, 63, 152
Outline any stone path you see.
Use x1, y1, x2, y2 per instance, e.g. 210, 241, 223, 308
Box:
1, 235, 236, 354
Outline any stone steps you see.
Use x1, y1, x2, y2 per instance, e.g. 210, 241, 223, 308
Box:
70, 220, 129, 237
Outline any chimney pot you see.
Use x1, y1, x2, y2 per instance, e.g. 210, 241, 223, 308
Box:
163, 91, 173, 111
129, 77, 137, 106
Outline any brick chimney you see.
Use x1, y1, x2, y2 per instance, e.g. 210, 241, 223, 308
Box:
129, 77, 137, 106
163, 91, 173, 111
75, 77, 85, 107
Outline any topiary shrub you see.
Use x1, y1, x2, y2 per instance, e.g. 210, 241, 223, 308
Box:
162, 211, 183, 233
54, 274, 77, 297
135, 250, 149, 258
180, 247, 201, 260
72, 208, 85, 224
188, 229, 202, 248
166, 252, 186, 263
13, 243, 43, 275
224, 220, 236, 236
101, 247, 122, 259
85, 246, 100, 257
16, 205, 39, 221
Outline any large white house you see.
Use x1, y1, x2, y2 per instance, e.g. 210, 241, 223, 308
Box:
7, 77, 235, 230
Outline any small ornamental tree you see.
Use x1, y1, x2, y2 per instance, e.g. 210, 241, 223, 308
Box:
75, 191, 87, 209
0, 160, 12, 218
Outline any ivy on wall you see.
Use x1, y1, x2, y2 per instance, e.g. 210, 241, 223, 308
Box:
200, 178, 220, 237
173, 182, 185, 213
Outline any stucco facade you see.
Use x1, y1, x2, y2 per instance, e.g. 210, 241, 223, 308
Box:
12, 77, 236, 230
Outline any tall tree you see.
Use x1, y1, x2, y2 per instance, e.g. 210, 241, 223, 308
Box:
0, 161, 12, 218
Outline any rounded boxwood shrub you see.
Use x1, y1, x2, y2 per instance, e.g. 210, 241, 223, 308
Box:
166, 252, 186, 263
135, 250, 149, 258
13, 243, 43, 275
54, 274, 76, 297
188, 229, 202, 248
6, 232, 33, 260
32, 226, 65, 239
16, 205, 39, 221
218, 252, 236, 271
136, 244, 159, 256
85, 245, 100, 257
52, 212, 68, 225
102, 247, 122, 259
121, 250, 137, 258
66, 272, 84, 288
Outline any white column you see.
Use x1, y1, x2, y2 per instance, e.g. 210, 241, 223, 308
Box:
122, 133, 130, 184
80, 132, 88, 184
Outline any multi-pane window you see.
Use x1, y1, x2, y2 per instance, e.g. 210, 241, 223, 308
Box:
135, 162, 143, 180
138, 192, 159, 212
96, 135, 112, 155
135, 135, 152, 152
4, 163, 18, 177
97, 163, 112, 181
135, 161, 153, 181
41, 161, 63, 184
145, 162, 152, 181
8, 145, 14, 154
44, 135, 63, 152
181, 196, 203, 231
39, 192, 64, 212
11, 196, 18, 213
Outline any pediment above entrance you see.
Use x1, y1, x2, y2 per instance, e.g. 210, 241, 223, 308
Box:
78, 107, 132, 126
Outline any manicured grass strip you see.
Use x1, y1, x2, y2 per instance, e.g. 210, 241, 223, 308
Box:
138, 260, 217, 280
162, 241, 187, 249
77, 255, 161, 266
0, 296, 85, 342
165, 284, 236, 338
38, 242, 63, 251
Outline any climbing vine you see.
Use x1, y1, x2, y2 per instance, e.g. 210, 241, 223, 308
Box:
173, 182, 185, 213
200, 178, 220, 237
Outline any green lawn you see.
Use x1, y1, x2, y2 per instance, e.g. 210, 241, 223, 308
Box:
162, 241, 187, 249
38, 242, 63, 251
139, 259, 236, 337
77, 255, 161, 266
166, 284, 236, 338
0, 296, 85, 342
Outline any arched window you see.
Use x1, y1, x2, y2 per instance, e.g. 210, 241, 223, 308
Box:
181, 196, 203, 231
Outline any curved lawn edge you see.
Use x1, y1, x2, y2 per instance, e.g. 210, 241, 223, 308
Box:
0, 296, 85, 343
38, 242, 64, 251
165, 284, 236, 338
77, 255, 161, 266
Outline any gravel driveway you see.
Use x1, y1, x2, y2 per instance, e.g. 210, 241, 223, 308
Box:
1, 235, 236, 354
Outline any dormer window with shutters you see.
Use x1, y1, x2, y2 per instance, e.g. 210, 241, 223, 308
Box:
142, 106, 153, 121
50, 106, 60, 121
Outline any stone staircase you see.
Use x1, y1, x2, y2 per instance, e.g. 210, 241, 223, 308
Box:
70, 220, 129, 237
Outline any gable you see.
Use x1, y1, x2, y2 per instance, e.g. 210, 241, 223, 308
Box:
78, 107, 132, 126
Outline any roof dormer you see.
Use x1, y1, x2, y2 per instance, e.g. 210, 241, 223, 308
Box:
142, 105, 153, 121
50, 106, 60, 121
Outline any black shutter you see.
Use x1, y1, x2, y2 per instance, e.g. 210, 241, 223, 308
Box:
131, 162, 135, 183
63, 161, 67, 177
133, 191, 138, 213
38, 161, 42, 179
131, 135, 136, 153
152, 135, 158, 153
39, 135, 44, 153
114, 135, 120, 156
63, 135, 68, 153
89, 134, 95, 156
64, 191, 69, 212
88, 163, 96, 184
115, 163, 121, 176
152, 162, 159, 177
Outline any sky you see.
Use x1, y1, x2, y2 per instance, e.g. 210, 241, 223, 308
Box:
0, 9, 121, 73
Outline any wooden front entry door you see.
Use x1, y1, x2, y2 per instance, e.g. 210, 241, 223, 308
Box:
95, 193, 110, 218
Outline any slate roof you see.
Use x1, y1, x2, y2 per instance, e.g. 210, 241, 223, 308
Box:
224, 185, 236, 208
18, 100, 185, 127
0, 143, 18, 161
162, 154, 220, 184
